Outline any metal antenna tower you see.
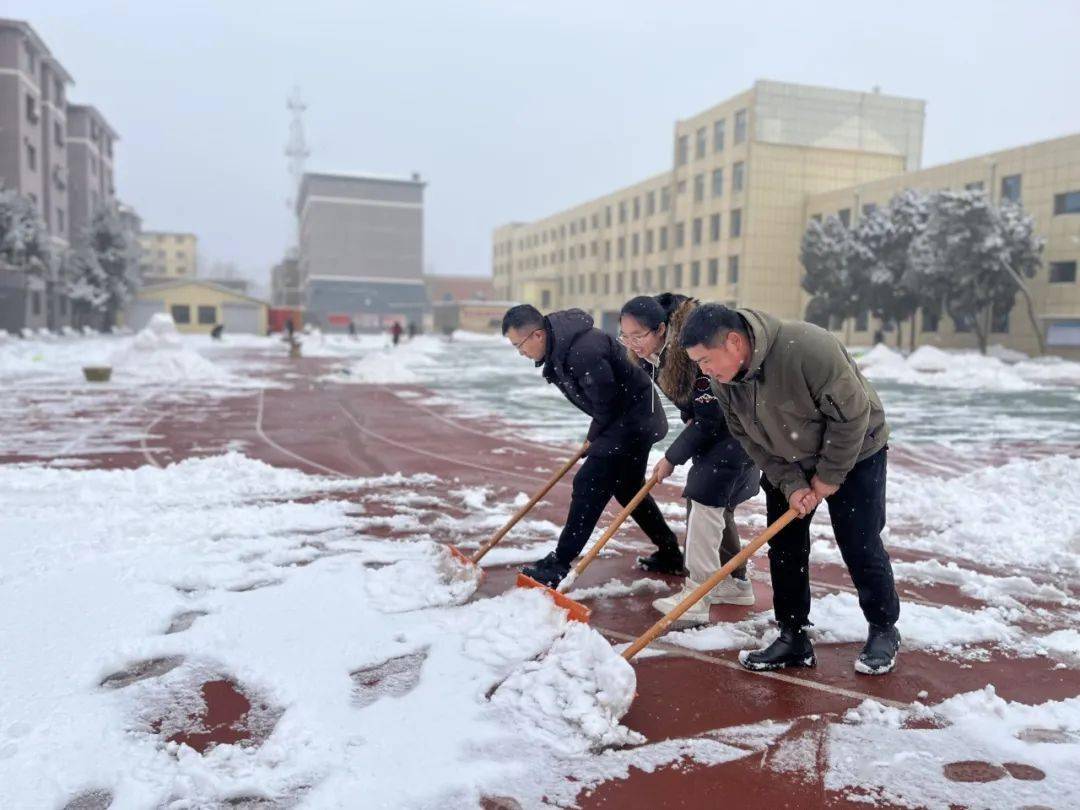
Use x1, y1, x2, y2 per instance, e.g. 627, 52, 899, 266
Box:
285, 86, 310, 245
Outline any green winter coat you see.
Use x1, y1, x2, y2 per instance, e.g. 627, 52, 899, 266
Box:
712, 309, 889, 499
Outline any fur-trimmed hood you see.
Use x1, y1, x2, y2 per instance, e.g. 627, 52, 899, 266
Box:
626, 298, 699, 414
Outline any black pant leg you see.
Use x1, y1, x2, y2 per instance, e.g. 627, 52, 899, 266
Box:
762, 474, 815, 629
825, 449, 900, 628
612, 448, 678, 549
554, 455, 621, 564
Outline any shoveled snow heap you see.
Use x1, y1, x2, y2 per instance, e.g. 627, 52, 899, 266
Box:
364, 541, 484, 611
491, 620, 642, 755
110, 313, 233, 382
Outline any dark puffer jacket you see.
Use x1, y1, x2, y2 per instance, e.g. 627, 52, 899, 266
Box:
540, 309, 668, 458
630, 298, 758, 509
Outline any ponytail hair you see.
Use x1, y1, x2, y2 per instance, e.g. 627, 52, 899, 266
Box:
620, 292, 691, 331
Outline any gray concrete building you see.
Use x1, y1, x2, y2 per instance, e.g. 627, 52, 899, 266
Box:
66, 104, 118, 247
271, 256, 302, 307
296, 171, 426, 330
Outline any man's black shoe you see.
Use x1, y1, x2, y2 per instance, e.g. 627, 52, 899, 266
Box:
855, 623, 901, 675
738, 625, 816, 671
636, 545, 686, 575
520, 552, 570, 589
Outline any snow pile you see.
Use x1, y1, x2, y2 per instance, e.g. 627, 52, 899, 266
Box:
334, 335, 445, 384
890, 454, 1080, 574
491, 621, 643, 755
857, 343, 1080, 391
110, 314, 234, 383
827, 687, 1080, 808
364, 542, 483, 611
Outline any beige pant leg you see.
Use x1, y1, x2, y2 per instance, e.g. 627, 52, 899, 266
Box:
685, 501, 747, 584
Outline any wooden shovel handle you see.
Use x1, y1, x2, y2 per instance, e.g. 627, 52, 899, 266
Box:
470, 442, 589, 564
556, 471, 663, 593
621, 508, 799, 661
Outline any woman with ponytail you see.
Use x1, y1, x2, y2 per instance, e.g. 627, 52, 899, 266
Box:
619, 293, 759, 623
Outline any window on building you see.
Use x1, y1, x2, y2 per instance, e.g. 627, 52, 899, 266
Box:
590, 274, 597, 294
965, 181, 984, 192
605, 240, 611, 260
645, 230, 654, 254
854, 310, 869, 332
619, 201, 627, 223
690, 261, 701, 287
605, 206, 612, 227
921, 308, 939, 333
710, 213, 721, 242
694, 174, 704, 202
559, 224, 565, 239
57, 208, 64, 234
570, 221, 576, 236
730, 209, 742, 238
660, 187, 671, 212
673, 264, 683, 288
616, 272, 625, 294
1001, 174, 1022, 203
810, 213, 823, 223
31, 290, 41, 316
677, 179, 687, 195
541, 290, 552, 308
591, 240, 598, 257
734, 109, 748, 144
579, 273, 585, 292
713, 119, 725, 152
1054, 191, 1080, 215
644, 268, 652, 289
692, 217, 703, 245
727, 255, 739, 285
953, 313, 973, 333
197, 305, 217, 325
695, 127, 707, 159
26, 93, 39, 124
838, 208, 851, 227
676, 134, 689, 166
617, 237, 625, 259
632, 233, 639, 256
675, 222, 685, 248
633, 196, 641, 220
1050, 261, 1077, 283
658, 265, 667, 289
26, 141, 36, 171
171, 304, 191, 324
54, 121, 63, 147
732, 161, 745, 193
568, 277, 575, 295
659, 226, 668, 251
991, 302, 1011, 334
707, 258, 719, 285
631, 270, 639, 292
591, 213, 599, 229
602, 275, 610, 295
579, 244, 585, 258
862, 202, 877, 217
646, 191, 656, 216
712, 168, 724, 198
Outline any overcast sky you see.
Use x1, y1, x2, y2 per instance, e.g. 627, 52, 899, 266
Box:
17, 1, 1080, 289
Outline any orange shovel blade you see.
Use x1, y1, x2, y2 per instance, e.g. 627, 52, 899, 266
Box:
447, 545, 484, 581
516, 573, 592, 623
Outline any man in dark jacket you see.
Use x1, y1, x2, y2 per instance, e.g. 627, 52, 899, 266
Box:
680, 303, 901, 675
502, 304, 683, 587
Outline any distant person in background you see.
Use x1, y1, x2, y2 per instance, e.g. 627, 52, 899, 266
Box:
390, 321, 403, 346
348, 319, 358, 339
285, 318, 295, 340
407, 321, 418, 340
210, 324, 224, 340
873, 328, 885, 345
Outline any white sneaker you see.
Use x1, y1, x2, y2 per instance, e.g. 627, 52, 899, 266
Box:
651, 582, 712, 624
709, 576, 755, 606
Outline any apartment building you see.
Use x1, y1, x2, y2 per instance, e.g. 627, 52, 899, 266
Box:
296, 171, 427, 330
493, 80, 924, 333
138, 231, 197, 280
806, 134, 1080, 356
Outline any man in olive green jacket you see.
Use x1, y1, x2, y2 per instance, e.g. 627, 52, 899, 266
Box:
680, 304, 901, 675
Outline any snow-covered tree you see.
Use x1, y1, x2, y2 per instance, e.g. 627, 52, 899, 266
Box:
907, 190, 1045, 355
800, 215, 861, 328
849, 190, 930, 350
66, 202, 139, 330
0, 187, 51, 273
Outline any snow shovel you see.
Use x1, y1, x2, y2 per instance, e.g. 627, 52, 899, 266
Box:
620, 507, 799, 661
517, 470, 663, 624
445, 442, 589, 575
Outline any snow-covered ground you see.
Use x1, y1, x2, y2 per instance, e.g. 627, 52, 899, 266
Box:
2, 326, 1079, 808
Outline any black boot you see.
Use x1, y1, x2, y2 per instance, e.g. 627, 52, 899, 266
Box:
521, 552, 570, 588
636, 543, 686, 575
855, 624, 901, 675
738, 625, 815, 671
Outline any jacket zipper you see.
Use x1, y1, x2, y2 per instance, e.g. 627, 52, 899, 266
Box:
825, 394, 848, 422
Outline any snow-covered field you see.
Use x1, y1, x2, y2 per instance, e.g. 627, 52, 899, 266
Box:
1, 324, 1079, 808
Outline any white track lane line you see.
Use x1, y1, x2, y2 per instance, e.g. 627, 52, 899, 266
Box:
139, 412, 167, 469
57, 390, 158, 457
255, 389, 350, 478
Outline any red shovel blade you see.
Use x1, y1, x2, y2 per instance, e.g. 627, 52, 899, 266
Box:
516, 573, 591, 623
447, 545, 484, 582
